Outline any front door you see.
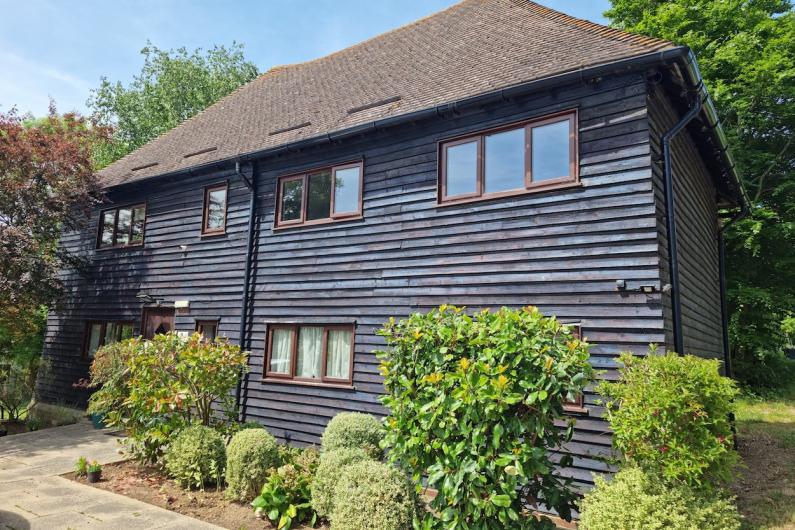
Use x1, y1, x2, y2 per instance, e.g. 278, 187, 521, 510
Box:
141, 307, 175, 339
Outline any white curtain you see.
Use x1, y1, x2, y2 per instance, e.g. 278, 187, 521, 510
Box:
297, 327, 322, 379
326, 329, 351, 379
270, 328, 293, 374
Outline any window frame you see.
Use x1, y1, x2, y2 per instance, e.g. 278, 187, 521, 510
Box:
437, 110, 579, 205
96, 202, 147, 249
264, 323, 355, 386
82, 320, 135, 360
201, 182, 229, 236
562, 322, 588, 414
195, 319, 220, 340
274, 161, 364, 229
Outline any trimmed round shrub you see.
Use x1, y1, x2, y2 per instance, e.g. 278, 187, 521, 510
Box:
164, 424, 226, 488
224, 428, 280, 501
321, 412, 384, 458
311, 447, 373, 518
330, 460, 417, 530
579, 467, 741, 530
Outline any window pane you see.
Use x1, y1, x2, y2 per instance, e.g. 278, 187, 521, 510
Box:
531, 119, 571, 182
119, 324, 135, 340
130, 206, 145, 242
296, 326, 322, 379
104, 323, 118, 344
306, 171, 332, 221
280, 179, 303, 222
445, 141, 478, 197
269, 329, 293, 374
116, 208, 131, 246
198, 323, 217, 341
484, 128, 525, 193
333, 167, 361, 215
100, 211, 115, 247
206, 188, 226, 230
87, 324, 102, 358
326, 329, 352, 380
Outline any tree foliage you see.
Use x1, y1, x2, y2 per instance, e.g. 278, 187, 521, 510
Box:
605, 0, 795, 386
88, 42, 258, 168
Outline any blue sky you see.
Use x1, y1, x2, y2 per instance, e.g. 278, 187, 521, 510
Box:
0, 1, 610, 118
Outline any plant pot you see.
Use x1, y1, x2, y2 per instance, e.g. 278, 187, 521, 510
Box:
87, 470, 102, 483
89, 413, 106, 429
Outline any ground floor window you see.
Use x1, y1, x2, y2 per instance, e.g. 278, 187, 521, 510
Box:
83, 320, 135, 359
265, 324, 354, 385
562, 322, 587, 414
195, 320, 219, 340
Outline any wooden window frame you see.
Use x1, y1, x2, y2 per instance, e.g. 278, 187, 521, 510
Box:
562, 322, 588, 414
437, 109, 579, 205
201, 182, 229, 236
195, 319, 220, 339
263, 323, 355, 386
274, 161, 364, 229
82, 320, 135, 360
96, 203, 147, 249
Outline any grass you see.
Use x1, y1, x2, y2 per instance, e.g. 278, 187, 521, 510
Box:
732, 382, 795, 530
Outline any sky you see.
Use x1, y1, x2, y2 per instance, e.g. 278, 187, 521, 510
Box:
0, 0, 610, 118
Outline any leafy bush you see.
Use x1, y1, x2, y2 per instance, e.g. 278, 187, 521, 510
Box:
74, 456, 88, 477
252, 446, 319, 529
330, 460, 417, 530
311, 447, 373, 518
376, 305, 593, 528
87, 332, 248, 463
164, 424, 226, 489
734, 351, 795, 392
321, 412, 383, 459
598, 349, 739, 487
579, 467, 741, 530
225, 428, 280, 502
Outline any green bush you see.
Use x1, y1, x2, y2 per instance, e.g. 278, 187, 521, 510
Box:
311, 448, 373, 518
598, 349, 739, 487
376, 305, 593, 528
321, 412, 384, 459
164, 424, 226, 489
225, 428, 280, 502
251, 446, 320, 530
330, 460, 417, 530
579, 467, 741, 530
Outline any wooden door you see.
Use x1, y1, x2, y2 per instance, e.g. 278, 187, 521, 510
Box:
141, 307, 175, 339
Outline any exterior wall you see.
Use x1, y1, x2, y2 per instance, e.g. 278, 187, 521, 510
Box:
647, 86, 724, 359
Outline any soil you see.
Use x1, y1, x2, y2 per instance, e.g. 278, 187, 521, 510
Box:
66, 460, 323, 530
0, 420, 29, 436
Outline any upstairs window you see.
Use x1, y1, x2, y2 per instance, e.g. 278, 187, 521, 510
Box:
84, 320, 135, 359
265, 324, 354, 385
276, 162, 363, 227
439, 111, 577, 204
98, 204, 146, 248
202, 183, 228, 235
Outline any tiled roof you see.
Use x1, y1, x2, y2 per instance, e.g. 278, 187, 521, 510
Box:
98, 0, 674, 187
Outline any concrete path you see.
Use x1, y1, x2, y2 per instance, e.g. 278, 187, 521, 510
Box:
0, 420, 222, 529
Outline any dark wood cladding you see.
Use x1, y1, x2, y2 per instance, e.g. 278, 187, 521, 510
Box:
38, 70, 729, 495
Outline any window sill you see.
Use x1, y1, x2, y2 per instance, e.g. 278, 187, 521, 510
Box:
272, 214, 364, 231
200, 230, 227, 239
95, 242, 145, 251
262, 377, 355, 391
437, 180, 581, 208
562, 405, 589, 416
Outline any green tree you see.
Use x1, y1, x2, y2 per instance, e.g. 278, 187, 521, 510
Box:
88, 42, 258, 168
605, 0, 795, 387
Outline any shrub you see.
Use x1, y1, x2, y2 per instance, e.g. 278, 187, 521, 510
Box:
252, 446, 320, 530
164, 424, 226, 489
579, 467, 741, 530
376, 305, 593, 528
330, 460, 417, 530
321, 412, 383, 459
311, 447, 373, 518
225, 428, 280, 502
87, 332, 248, 463
598, 348, 739, 487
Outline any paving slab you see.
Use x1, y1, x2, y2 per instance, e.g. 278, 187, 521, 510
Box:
0, 421, 223, 529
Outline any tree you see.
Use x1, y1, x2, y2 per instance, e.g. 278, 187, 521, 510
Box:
88, 42, 259, 168
605, 0, 795, 387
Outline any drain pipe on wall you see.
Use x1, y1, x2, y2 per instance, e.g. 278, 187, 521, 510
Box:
234, 160, 258, 422
717, 204, 750, 378
662, 91, 704, 355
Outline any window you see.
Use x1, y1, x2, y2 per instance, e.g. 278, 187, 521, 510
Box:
202, 183, 228, 235
83, 320, 135, 359
438, 111, 577, 203
98, 204, 146, 248
275, 162, 363, 227
195, 320, 219, 340
562, 322, 587, 414
265, 324, 354, 385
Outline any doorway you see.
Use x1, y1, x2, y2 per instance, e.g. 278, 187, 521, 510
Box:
141, 307, 175, 339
